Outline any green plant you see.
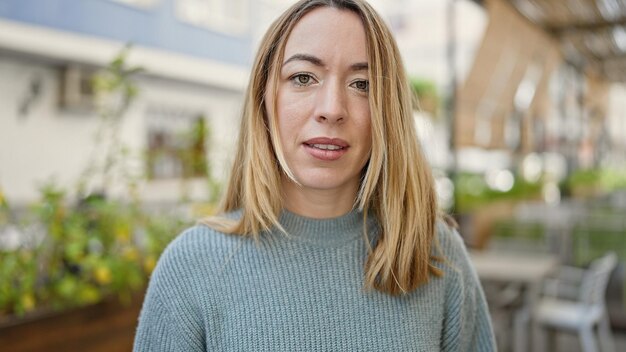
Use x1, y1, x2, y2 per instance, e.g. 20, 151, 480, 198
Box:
0, 183, 184, 317
0, 250, 38, 316
563, 168, 626, 198
0, 46, 205, 319
410, 77, 440, 115
77, 44, 144, 197
455, 172, 543, 213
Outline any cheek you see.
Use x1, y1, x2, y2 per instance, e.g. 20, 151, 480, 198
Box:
277, 92, 310, 141
363, 125, 372, 149
276, 103, 304, 147
355, 105, 372, 148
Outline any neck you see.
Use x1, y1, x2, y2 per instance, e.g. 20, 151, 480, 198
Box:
278, 208, 367, 247
281, 177, 359, 219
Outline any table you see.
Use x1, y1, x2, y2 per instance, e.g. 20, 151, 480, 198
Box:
470, 251, 559, 352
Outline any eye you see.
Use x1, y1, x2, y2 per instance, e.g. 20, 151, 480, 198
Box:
350, 79, 369, 92
290, 73, 316, 87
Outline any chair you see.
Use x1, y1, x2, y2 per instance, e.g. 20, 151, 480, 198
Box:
532, 252, 618, 352
484, 281, 525, 351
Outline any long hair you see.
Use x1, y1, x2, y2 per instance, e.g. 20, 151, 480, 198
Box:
201, 0, 443, 295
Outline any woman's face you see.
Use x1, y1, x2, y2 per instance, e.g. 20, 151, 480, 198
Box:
266, 7, 372, 199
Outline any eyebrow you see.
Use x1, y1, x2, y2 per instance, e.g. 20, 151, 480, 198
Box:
283, 53, 368, 71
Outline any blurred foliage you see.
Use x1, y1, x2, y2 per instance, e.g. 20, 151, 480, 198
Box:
0, 46, 213, 320
454, 168, 626, 213
489, 219, 549, 253
492, 219, 545, 240
572, 224, 626, 267
0, 184, 183, 317
455, 172, 543, 213
77, 44, 144, 197
0, 188, 8, 224
0, 184, 184, 317
562, 168, 626, 197
410, 77, 440, 115
146, 116, 211, 180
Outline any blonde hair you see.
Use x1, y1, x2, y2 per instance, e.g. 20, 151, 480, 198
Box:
201, 0, 443, 295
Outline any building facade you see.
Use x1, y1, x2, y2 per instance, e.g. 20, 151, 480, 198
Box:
0, 0, 290, 204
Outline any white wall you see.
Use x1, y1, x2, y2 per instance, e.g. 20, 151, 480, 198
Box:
0, 56, 243, 205
0, 17, 249, 205
0, 58, 98, 204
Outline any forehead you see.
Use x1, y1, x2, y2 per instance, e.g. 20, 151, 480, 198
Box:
283, 7, 367, 61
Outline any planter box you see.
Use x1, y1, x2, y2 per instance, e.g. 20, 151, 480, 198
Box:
0, 293, 144, 352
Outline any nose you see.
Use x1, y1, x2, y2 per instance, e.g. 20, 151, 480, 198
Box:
314, 79, 347, 124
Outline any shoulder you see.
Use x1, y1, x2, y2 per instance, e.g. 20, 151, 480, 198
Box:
168, 223, 241, 252
147, 223, 248, 299
432, 216, 483, 289
434, 219, 497, 350
160, 211, 246, 263
157, 223, 245, 272
434, 217, 469, 266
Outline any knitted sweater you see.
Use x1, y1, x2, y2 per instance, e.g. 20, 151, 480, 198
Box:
134, 210, 496, 351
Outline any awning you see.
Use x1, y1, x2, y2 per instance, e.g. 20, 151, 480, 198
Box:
504, 0, 626, 82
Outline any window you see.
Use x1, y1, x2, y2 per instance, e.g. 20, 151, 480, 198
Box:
175, 0, 249, 35
146, 106, 208, 180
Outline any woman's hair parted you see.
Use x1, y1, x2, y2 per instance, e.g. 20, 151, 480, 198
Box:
200, 0, 443, 295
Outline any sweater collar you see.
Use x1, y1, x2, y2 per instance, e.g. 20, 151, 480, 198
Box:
278, 208, 375, 247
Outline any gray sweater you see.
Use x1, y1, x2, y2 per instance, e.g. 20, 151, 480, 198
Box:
134, 210, 496, 351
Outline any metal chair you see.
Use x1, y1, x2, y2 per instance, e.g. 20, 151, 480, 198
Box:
532, 252, 618, 352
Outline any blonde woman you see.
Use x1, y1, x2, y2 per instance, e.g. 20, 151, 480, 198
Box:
134, 0, 495, 350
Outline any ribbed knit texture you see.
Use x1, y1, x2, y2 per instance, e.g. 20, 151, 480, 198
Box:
134, 210, 496, 351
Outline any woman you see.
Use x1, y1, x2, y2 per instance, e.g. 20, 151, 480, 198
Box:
134, 0, 495, 350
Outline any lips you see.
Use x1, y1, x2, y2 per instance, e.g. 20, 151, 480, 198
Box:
303, 137, 349, 161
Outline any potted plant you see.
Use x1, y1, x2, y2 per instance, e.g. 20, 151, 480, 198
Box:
0, 46, 216, 350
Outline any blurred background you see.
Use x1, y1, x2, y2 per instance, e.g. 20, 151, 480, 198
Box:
0, 0, 625, 351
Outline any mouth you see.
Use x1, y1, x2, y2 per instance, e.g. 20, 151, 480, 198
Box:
303, 137, 349, 149
302, 137, 349, 161
304, 143, 347, 151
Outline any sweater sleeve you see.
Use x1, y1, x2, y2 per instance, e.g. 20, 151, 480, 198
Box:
133, 293, 205, 351
439, 223, 496, 352
133, 231, 206, 352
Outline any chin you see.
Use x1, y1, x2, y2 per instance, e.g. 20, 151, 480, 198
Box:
292, 171, 358, 192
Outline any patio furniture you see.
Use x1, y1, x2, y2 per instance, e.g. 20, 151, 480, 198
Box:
470, 250, 559, 352
483, 281, 524, 351
532, 252, 618, 352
